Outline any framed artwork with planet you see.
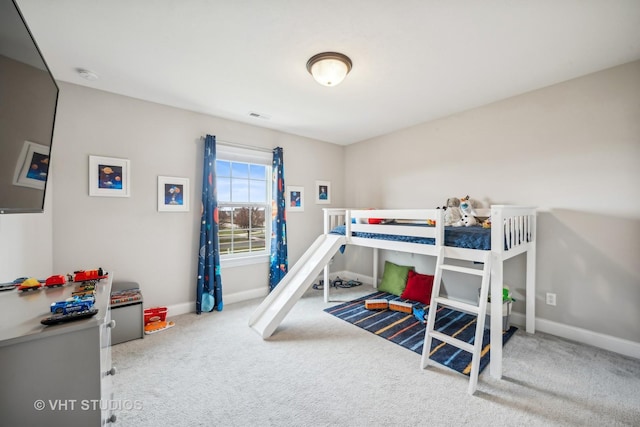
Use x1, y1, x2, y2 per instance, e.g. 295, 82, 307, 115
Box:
157, 176, 189, 212
89, 155, 130, 197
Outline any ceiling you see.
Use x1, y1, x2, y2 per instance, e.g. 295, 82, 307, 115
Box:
15, 0, 640, 145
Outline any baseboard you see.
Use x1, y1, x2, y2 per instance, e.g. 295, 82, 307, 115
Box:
510, 312, 640, 360
224, 287, 269, 304
165, 301, 193, 317
315, 270, 376, 288
165, 287, 269, 317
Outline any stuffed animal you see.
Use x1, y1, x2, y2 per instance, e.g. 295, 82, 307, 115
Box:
482, 217, 492, 228
442, 197, 462, 226
460, 214, 477, 227
459, 195, 478, 217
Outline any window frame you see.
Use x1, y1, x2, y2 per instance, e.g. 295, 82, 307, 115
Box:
215, 145, 272, 267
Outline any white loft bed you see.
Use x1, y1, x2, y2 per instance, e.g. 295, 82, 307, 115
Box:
321, 206, 537, 379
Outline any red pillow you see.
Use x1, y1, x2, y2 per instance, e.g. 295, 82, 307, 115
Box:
401, 270, 434, 305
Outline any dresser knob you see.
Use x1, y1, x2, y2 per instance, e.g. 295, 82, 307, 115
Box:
107, 320, 116, 328
107, 366, 117, 376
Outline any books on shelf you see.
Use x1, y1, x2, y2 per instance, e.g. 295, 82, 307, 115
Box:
110, 289, 142, 305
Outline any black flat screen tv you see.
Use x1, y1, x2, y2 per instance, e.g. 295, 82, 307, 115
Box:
0, 0, 59, 214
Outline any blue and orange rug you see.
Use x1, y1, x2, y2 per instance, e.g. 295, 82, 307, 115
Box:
324, 291, 517, 376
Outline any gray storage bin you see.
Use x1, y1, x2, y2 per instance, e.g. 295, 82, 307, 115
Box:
110, 281, 144, 345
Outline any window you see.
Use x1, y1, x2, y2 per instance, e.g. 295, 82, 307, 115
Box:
216, 145, 271, 264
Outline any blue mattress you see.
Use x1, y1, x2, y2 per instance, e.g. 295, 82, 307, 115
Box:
329, 224, 492, 250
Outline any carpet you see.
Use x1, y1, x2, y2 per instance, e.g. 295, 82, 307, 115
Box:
324, 291, 517, 376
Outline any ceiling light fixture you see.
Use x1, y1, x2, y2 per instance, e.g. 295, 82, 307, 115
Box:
306, 52, 352, 87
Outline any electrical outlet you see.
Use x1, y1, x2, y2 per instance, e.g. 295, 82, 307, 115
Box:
546, 293, 557, 306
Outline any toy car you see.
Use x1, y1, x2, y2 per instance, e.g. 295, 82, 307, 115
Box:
44, 275, 67, 288
17, 277, 43, 292
72, 284, 96, 298
50, 296, 94, 315
0, 277, 28, 291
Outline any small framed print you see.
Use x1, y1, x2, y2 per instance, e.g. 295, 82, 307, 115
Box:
286, 186, 304, 212
158, 176, 189, 212
315, 180, 331, 204
89, 155, 130, 197
13, 141, 49, 190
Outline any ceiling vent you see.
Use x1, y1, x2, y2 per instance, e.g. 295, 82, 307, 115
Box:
249, 112, 270, 120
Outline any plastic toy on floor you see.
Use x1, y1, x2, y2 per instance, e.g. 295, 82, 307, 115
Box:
389, 300, 413, 313
364, 299, 388, 310
143, 306, 175, 334
413, 306, 426, 324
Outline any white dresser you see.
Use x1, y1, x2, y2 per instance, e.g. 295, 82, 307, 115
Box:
0, 274, 116, 425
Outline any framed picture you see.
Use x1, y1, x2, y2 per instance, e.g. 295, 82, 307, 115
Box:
315, 180, 331, 204
89, 155, 130, 197
13, 141, 49, 189
158, 176, 189, 212
286, 186, 304, 212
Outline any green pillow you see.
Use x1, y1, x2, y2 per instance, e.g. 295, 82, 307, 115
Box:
378, 261, 414, 296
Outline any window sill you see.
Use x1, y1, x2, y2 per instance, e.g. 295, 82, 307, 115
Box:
220, 254, 270, 268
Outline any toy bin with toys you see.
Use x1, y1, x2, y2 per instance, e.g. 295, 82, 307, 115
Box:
479, 287, 514, 331
143, 306, 175, 334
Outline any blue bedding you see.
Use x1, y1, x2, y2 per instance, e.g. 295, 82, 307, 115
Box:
329, 224, 492, 250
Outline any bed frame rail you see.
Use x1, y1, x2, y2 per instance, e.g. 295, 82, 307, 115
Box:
323, 206, 536, 259
490, 205, 536, 260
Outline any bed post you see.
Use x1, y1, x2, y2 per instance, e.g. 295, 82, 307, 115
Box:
323, 209, 330, 302
526, 212, 537, 333
435, 208, 445, 246
373, 248, 378, 288
489, 206, 505, 380
323, 265, 330, 302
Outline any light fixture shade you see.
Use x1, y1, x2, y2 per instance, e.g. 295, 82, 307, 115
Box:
306, 52, 352, 87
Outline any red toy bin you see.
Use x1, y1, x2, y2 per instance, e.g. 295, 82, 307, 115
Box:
144, 307, 167, 324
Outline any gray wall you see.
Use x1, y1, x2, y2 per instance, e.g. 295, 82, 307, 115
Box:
343, 60, 640, 344
50, 82, 344, 309
0, 183, 52, 280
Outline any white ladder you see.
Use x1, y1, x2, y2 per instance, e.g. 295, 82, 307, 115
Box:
420, 247, 492, 395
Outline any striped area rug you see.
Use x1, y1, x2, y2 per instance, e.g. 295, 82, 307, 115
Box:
324, 291, 517, 376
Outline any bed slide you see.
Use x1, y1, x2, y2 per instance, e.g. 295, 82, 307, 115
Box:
249, 233, 346, 339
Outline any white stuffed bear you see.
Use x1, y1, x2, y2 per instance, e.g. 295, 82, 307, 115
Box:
442, 197, 462, 226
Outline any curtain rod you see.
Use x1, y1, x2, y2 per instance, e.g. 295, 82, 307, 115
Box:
214, 138, 274, 154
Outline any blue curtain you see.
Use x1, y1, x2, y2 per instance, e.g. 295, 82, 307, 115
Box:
196, 134, 223, 313
269, 147, 288, 290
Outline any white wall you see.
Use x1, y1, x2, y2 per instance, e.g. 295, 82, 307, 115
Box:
0, 180, 53, 281
344, 60, 640, 345
50, 83, 344, 311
